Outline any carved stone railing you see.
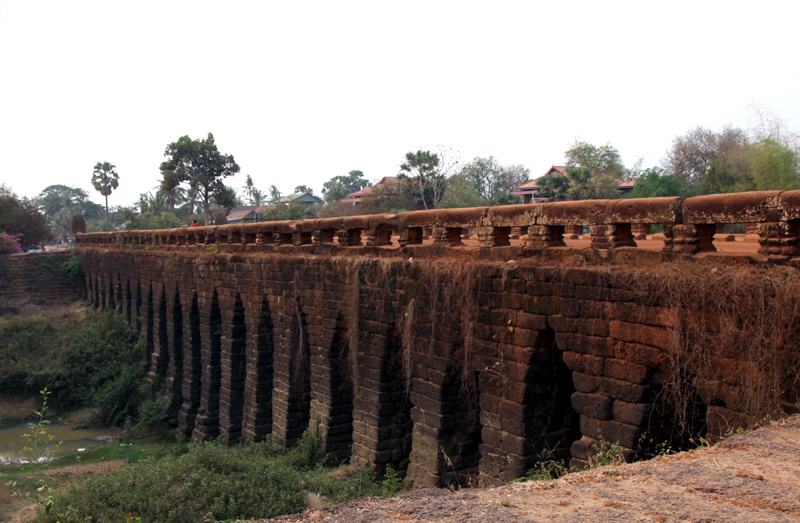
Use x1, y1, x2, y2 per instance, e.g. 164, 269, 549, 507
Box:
76, 191, 800, 261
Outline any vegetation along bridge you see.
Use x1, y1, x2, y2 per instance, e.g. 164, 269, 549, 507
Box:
75, 190, 800, 487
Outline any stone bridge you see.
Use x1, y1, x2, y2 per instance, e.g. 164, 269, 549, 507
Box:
75, 191, 800, 486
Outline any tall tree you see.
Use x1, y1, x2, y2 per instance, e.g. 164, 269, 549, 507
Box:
662, 126, 746, 187
37, 185, 103, 222
460, 156, 530, 205
742, 138, 800, 191
399, 150, 444, 210
322, 170, 369, 202
160, 133, 240, 225
626, 167, 689, 198
0, 184, 50, 244
268, 185, 282, 204
91, 161, 120, 230
536, 171, 571, 201
242, 175, 266, 206
565, 141, 624, 178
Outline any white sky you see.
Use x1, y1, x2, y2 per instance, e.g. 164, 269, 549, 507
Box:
1, 1, 799, 208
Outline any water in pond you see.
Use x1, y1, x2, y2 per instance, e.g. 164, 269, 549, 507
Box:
0, 423, 111, 465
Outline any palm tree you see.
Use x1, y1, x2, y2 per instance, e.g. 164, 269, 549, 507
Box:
91, 161, 120, 230
268, 185, 282, 204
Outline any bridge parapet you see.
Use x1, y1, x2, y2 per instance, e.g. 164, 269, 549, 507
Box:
77, 190, 800, 261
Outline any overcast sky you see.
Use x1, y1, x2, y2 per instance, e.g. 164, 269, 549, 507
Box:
1, 1, 799, 208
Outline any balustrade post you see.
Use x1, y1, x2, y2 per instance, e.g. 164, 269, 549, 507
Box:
477, 226, 511, 248
432, 227, 463, 246
589, 224, 635, 250
663, 224, 716, 253
524, 225, 566, 250
757, 221, 800, 261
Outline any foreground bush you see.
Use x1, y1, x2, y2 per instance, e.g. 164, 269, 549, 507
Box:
33, 430, 403, 523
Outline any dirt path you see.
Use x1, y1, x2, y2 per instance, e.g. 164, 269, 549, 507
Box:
265, 415, 800, 523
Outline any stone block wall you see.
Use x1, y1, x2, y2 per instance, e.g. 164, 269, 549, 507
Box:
76, 246, 800, 487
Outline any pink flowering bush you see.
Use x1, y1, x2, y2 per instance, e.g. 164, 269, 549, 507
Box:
0, 231, 22, 254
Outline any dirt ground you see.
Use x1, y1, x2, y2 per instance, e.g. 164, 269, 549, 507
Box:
264, 414, 800, 523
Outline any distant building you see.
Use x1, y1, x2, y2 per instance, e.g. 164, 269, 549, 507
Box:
276, 191, 323, 207
225, 205, 258, 224
345, 177, 398, 205
511, 166, 636, 203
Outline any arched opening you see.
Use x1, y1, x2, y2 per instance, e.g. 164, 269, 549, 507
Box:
324, 313, 354, 463
134, 281, 142, 331
179, 293, 202, 436
438, 353, 482, 487
125, 279, 132, 323
167, 287, 184, 426
243, 295, 275, 442
526, 325, 580, 472
285, 300, 311, 447
144, 284, 154, 372
155, 286, 169, 377
108, 277, 116, 311
223, 295, 247, 444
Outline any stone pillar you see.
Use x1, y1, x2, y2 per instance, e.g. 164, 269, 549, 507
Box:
590, 224, 635, 250
192, 290, 223, 441
432, 227, 463, 246
241, 298, 275, 443
524, 225, 566, 250
398, 227, 423, 247
564, 225, 583, 239
219, 295, 247, 445
178, 293, 202, 436
165, 288, 184, 427
757, 221, 800, 261
149, 285, 170, 379
307, 313, 354, 462
271, 301, 312, 448
367, 226, 393, 247
631, 223, 651, 240
337, 229, 363, 247
663, 224, 716, 254
477, 226, 511, 248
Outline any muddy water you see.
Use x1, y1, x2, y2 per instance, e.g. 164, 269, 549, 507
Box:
0, 424, 110, 465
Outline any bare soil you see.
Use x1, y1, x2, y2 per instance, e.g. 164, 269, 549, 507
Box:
264, 414, 800, 523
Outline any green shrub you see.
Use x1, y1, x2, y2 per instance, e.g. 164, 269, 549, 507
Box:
60, 255, 83, 281
0, 306, 143, 412
284, 425, 325, 470
34, 441, 307, 523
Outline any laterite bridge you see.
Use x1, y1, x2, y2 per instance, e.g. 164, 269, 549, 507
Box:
75, 191, 800, 487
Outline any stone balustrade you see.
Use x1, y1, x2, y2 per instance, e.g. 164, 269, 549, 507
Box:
77, 191, 800, 261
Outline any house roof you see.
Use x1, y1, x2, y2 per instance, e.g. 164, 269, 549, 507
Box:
510, 166, 567, 194
510, 166, 636, 196
346, 177, 398, 202
225, 206, 258, 222
277, 191, 323, 204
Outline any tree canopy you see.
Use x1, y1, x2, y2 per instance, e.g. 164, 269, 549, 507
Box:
399, 150, 444, 210
37, 185, 103, 243
0, 185, 50, 245
321, 170, 369, 203
459, 156, 529, 205
661, 124, 799, 194
565, 141, 624, 177
159, 133, 240, 225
